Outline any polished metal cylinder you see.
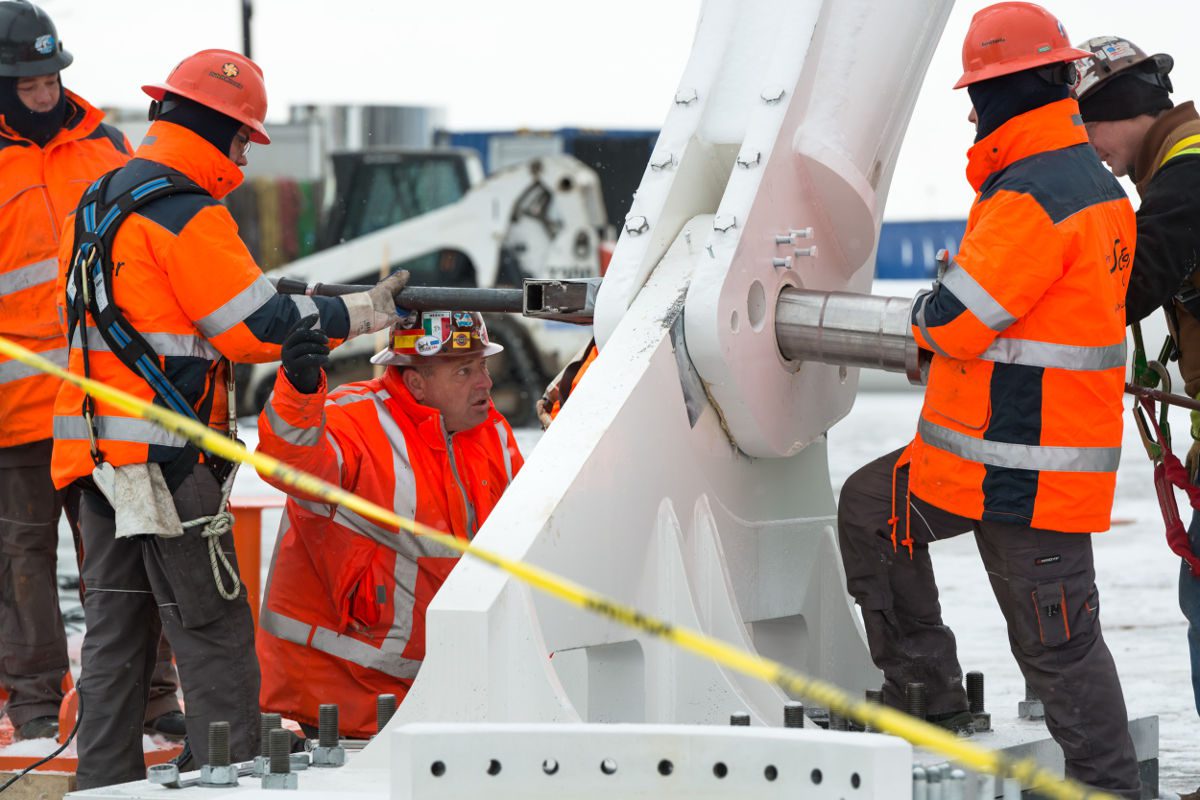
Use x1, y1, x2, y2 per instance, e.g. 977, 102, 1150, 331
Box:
775, 289, 927, 384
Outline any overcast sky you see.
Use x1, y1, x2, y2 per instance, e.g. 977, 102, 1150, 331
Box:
41, 0, 1196, 219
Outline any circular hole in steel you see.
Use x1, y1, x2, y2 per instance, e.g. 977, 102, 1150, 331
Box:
542, 758, 559, 776
765, 765, 778, 782
658, 759, 674, 776
487, 759, 502, 776
852, 772, 862, 789
811, 767, 823, 784
430, 761, 445, 777
747, 280, 767, 332
600, 758, 618, 775
713, 762, 729, 779
730, 309, 740, 332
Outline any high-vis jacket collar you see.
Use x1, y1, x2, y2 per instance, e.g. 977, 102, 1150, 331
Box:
134, 119, 244, 199
0, 89, 104, 150
380, 367, 501, 450
966, 98, 1088, 191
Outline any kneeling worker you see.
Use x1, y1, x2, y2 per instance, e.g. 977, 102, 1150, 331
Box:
256, 311, 523, 738
51, 50, 409, 787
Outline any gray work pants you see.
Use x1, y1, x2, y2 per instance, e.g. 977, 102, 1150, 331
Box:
837, 448, 1141, 799
0, 441, 183, 729
75, 463, 259, 790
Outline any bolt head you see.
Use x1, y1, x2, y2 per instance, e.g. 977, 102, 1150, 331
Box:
261, 771, 299, 790
674, 88, 699, 105
148, 763, 180, 785
200, 764, 239, 787
311, 746, 346, 768
624, 215, 649, 235
650, 153, 676, 171
761, 86, 786, 103
713, 214, 738, 232
735, 150, 761, 168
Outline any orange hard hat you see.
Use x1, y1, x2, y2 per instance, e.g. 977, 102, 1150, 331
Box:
954, 2, 1092, 90
142, 49, 270, 144
370, 310, 504, 367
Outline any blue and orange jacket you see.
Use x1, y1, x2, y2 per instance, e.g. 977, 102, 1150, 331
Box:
907, 98, 1135, 534
0, 90, 130, 450
51, 120, 351, 488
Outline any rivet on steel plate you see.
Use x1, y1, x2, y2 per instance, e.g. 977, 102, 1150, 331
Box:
761, 86, 786, 104
735, 150, 761, 168
713, 214, 737, 232
624, 215, 650, 235
674, 88, 699, 105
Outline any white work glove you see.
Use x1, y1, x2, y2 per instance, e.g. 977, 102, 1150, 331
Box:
535, 387, 559, 430
343, 270, 410, 337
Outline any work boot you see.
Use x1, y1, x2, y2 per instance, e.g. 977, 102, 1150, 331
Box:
144, 710, 187, 741
926, 710, 975, 736
15, 716, 59, 741
1180, 787, 1200, 800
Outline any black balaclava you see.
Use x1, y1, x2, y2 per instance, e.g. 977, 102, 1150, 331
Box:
1078, 71, 1174, 123
155, 92, 242, 156
968, 68, 1070, 142
0, 75, 68, 146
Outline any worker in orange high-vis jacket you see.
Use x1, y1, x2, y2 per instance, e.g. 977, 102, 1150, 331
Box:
836, 4, 1141, 796
51, 50, 409, 790
0, 0, 184, 746
535, 338, 598, 428
256, 310, 522, 739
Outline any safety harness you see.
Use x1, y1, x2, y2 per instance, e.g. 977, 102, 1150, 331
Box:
64, 168, 242, 599
1131, 323, 1200, 577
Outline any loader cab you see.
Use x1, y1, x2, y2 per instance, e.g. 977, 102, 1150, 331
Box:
319, 148, 485, 286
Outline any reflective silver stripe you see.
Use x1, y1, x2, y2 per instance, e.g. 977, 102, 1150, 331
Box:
918, 418, 1120, 473
373, 396, 417, 519
194, 275, 276, 338
263, 393, 324, 447
326, 388, 391, 407
53, 415, 188, 448
69, 327, 221, 359
495, 421, 514, 483
940, 262, 1016, 332
0, 258, 56, 295
980, 338, 1126, 371
309, 627, 421, 679
328, 435, 345, 479
0, 347, 67, 383
259, 607, 312, 646
913, 291, 952, 360
291, 294, 318, 322
292, 496, 333, 516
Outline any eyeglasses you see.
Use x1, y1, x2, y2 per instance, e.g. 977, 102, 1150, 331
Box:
234, 132, 252, 156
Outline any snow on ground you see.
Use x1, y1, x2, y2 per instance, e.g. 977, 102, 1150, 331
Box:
38, 396, 1197, 791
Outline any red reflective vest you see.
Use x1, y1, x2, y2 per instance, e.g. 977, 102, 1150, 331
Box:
51, 120, 352, 488
255, 367, 522, 737
908, 99, 1135, 533
0, 91, 130, 450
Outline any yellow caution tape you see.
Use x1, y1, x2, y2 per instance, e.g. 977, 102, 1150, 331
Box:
0, 334, 1119, 800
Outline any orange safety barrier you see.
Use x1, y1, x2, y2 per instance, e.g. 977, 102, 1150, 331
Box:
230, 494, 285, 628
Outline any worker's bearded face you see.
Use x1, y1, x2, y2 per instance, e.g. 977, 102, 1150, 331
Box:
403, 356, 494, 433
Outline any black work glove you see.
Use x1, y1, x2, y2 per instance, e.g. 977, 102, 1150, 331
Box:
282, 314, 329, 394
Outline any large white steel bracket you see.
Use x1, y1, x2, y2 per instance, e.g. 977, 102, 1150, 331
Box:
596, 0, 952, 456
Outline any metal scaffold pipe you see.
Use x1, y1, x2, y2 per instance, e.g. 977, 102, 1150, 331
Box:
775, 289, 928, 385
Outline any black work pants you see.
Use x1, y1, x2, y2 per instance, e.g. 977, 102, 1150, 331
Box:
0, 442, 183, 731
0, 450, 69, 727
837, 448, 1141, 799
75, 464, 259, 790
